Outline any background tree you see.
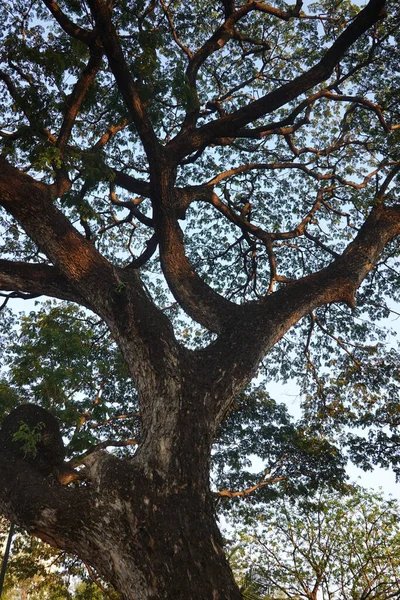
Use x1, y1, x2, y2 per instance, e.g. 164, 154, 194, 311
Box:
228, 487, 400, 600
0, 0, 399, 598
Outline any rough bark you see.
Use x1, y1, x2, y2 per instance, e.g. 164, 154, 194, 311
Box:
0, 0, 396, 598
1, 155, 400, 598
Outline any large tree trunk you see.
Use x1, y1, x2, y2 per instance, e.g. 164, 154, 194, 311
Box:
80, 456, 240, 600
0, 1, 396, 595
1, 143, 400, 600
0, 385, 242, 600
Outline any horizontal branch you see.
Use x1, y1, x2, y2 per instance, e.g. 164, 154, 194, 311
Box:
215, 475, 286, 498
0, 260, 89, 306
112, 170, 152, 198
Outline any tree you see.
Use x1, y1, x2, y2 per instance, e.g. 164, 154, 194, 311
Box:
0, 0, 399, 598
228, 487, 400, 600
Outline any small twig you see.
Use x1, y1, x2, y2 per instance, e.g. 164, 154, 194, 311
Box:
214, 474, 286, 499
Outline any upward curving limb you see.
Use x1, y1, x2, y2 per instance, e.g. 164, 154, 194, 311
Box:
199, 200, 400, 428
150, 165, 241, 333
157, 207, 241, 333
169, 0, 387, 161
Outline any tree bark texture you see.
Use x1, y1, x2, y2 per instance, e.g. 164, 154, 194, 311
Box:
1, 153, 400, 599
0, 0, 396, 598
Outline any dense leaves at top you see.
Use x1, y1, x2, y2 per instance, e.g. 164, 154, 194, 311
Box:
0, 0, 400, 492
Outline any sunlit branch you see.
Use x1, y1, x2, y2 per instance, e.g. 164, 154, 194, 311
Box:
206, 160, 394, 191
92, 119, 130, 150
41, 0, 96, 45
215, 475, 286, 498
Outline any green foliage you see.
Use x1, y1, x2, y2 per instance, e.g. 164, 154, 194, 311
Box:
0, 302, 139, 458
12, 421, 45, 458
228, 486, 400, 600
213, 387, 347, 511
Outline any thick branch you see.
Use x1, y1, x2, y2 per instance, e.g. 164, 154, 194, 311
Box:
57, 48, 104, 152
0, 451, 94, 550
0, 157, 113, 310
0, 260, 89, 306
113, 170, 151, 198
170, 0, 386, 161
86, 0, 160, 161
41, 0, 95, 45
152, 169, 241, 333
199, 202, 400, 426
0, 158, 184, 409
158, 214, 240, 332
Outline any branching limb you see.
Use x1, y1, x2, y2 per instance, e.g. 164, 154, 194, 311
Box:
41, 0, 96, 45
202, 201, 400, 427
92, 120, 130, 151
86, 0, 161, 161
206, 160, 395, 191
170, 0, 386, 160
0, 260, 89, 307
110, 183, 154, 227
54, 47, 104, 195
0, 157, 113, 310
240, 88, 391, 139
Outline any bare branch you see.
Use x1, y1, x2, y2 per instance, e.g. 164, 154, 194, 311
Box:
215, 473, 286, 498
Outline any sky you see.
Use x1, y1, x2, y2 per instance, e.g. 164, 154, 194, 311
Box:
269, 379, 400, 498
